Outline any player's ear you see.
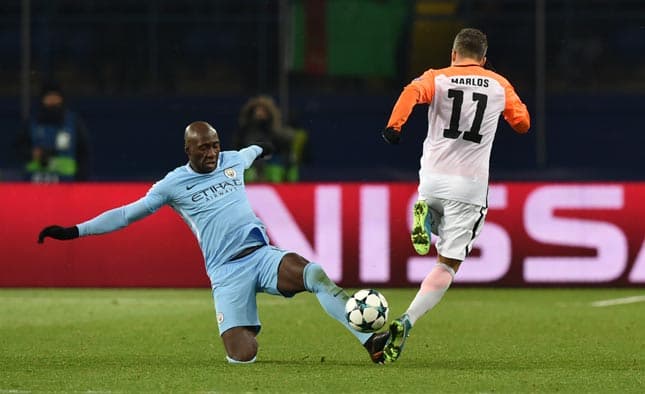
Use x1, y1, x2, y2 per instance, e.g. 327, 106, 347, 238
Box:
480, 56, 487, 66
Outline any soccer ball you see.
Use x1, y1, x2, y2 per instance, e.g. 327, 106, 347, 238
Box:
345, 289, 389, 333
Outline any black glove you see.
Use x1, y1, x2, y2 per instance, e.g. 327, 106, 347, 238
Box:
38, 225, 79, 243
252, 141, 274, 159
382, 128, 401, 145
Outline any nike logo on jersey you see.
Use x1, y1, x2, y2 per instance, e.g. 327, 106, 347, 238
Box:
186, 183, 198, 190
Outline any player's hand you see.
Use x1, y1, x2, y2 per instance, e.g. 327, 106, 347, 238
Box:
382, 128, 401, 145
252, 141, 274, 159
38, 225, 79, 243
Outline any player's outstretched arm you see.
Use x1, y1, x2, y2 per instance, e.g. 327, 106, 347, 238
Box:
37, 198, 158, 244
38, 225, 79, 243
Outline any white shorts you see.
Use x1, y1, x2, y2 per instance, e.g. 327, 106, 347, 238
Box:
420, 196, 488, 261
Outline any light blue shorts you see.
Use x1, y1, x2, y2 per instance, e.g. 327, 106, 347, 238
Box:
210, 245, 290, 335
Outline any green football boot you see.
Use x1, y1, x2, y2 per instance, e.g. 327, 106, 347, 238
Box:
411, 200, 431, 255
383, 315, 412, 362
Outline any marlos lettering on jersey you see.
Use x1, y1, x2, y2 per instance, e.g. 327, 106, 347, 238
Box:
450, 77, 489, 87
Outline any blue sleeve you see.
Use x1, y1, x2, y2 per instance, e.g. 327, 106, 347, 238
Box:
239, 146, 262, 169
77, 179, 169, 236
77, 197, 161, 236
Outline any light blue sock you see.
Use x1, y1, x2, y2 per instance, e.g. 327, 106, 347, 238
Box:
303, 263, 372, 344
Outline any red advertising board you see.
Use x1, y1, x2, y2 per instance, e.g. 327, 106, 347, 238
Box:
1, 182, 643, 287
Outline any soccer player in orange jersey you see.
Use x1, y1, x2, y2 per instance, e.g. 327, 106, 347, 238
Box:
381, 28, 530, 362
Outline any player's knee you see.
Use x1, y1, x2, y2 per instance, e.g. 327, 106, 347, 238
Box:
226, 340, 258, 362
227, 349, 257, 363
222, 327, 258, 362
277, 253, 309, 294
438, 255, 461, 273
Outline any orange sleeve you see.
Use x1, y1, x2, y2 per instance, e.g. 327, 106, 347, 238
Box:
502, 83, 530, 133
386, 70, 435, 132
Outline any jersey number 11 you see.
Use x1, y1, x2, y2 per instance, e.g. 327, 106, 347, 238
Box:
443, 89, 488, 144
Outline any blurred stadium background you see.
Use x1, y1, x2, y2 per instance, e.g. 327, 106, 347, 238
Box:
0, 0, 643, 181
0, 0, 643, 288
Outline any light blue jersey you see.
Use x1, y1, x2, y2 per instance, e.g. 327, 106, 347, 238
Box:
77, 146, 267, 280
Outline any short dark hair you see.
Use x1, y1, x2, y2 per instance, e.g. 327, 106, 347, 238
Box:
453, 28, 488, 60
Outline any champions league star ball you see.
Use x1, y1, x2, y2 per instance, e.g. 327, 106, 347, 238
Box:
345, 289, 389, 333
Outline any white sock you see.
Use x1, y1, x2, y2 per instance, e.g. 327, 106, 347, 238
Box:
226, 355, 257, 364
405, 263, 455, 326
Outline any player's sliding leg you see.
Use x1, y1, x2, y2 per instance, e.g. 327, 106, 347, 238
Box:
303, 262, 390, 363
411, 200, 432, 255
303, 263, 374, 339
384, 262, 456, 362
276, 254, 390, 363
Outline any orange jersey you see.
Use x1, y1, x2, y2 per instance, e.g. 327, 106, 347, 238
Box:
387, 64, 530, 205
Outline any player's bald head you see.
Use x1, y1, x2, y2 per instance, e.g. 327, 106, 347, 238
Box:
184, 121, 218, 145
184, 121, 221, 173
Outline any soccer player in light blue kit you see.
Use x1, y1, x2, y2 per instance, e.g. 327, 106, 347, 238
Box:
38, 121, 390, 364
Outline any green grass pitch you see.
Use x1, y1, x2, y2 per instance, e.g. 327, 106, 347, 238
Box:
1, 288, 643, 393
